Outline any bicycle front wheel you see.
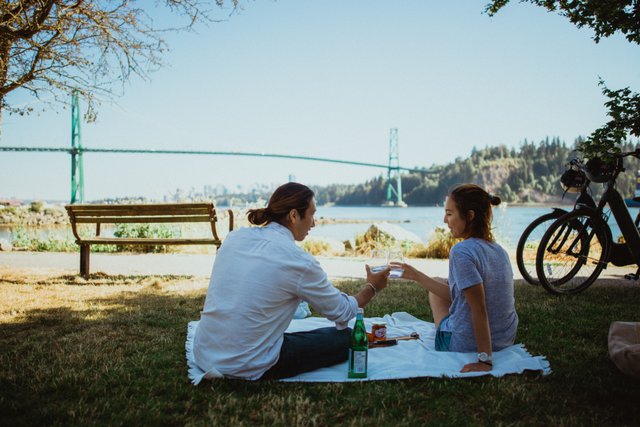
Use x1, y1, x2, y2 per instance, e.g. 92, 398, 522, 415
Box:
516, 210, 567, 285
536, 209, 610, 295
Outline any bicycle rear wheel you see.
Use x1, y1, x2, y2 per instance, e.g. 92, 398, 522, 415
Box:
516, 209, 566, 285
536, 210, 610, 295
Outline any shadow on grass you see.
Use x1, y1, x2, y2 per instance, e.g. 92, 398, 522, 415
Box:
1, 274, 640, 426
1, 275, 210, 425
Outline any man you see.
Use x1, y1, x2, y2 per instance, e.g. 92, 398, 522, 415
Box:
193, 182, 389, 380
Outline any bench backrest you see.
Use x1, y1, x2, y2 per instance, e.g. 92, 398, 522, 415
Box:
66, 203, 217, 223
65, 203, 221, 241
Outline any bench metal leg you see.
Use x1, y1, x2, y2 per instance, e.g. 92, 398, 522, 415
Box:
80, 244, 90, 277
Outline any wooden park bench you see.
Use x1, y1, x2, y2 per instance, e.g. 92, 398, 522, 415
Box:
65, 203, 234, 276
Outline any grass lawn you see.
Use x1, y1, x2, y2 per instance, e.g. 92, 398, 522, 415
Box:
1, 270, 639, 426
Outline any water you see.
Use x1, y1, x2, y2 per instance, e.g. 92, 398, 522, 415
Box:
311, 205, 557, 250
2, 205, 638, 252
311, 205, 640, 251
389, 269, 404, 278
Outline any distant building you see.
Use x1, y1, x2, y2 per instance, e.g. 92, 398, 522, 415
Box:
0, 199, 22, 207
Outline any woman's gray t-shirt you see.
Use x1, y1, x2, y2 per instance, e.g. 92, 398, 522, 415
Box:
445, 238, 518, 352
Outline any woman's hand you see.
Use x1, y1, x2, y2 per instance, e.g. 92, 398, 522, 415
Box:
389, 262, 419, 281
460, 362, 492, 373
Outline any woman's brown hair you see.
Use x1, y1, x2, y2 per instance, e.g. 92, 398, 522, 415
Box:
247, 182, 314, 226
448, 183, 501, 242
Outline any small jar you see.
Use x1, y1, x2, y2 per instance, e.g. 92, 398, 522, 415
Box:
371, 322, 387, 341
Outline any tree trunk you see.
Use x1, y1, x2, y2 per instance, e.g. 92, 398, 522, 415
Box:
0, 38, 11, 142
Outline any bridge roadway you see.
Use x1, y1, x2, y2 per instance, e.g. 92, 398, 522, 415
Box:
0, 146, 435, 174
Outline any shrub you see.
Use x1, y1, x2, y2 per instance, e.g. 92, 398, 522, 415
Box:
301, 239, 332, 256
29, 201, 44, 213
423, 227, 459, 259
113, 223, 178, 253
354, 227, 396, 256
405, 242, 428, 258
1, 206, 17, 215
11, 227, 77, 252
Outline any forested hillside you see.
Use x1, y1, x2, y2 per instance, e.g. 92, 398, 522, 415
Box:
311, 137, 640, 206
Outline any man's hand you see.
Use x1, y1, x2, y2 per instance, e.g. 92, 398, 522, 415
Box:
365, 264, 389, 291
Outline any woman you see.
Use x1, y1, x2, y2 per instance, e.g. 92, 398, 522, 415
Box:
392, 184, 518, 372
193, 182, 389, 380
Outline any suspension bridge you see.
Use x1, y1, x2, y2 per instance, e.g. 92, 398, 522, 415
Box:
1, 95, 436, 204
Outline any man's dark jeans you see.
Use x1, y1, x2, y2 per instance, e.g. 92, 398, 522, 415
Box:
260, 327, 351, 380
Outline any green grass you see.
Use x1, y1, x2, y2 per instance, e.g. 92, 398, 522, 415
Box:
1, 273, 639, 426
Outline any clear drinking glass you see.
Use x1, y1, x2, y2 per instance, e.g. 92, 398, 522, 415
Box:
388, 249, 405, 278
368, 249, 388, 273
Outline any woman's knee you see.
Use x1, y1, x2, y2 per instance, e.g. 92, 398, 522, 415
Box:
429, 292, 450, 328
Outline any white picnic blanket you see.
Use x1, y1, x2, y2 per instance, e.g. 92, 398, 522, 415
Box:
186, 312, 551, 384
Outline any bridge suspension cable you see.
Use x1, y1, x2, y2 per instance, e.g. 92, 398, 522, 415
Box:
0, 145, 433, 174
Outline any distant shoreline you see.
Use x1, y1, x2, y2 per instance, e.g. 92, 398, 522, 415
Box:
0, 200, 578, 228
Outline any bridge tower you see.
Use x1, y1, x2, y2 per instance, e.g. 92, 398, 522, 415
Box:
386, 128, 405, 206
70, 92, 85, 204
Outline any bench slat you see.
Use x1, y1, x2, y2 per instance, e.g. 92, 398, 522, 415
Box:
73, 215, 213, 224
68, 203, 213, 210
68, 206, 213, 216
78, 237, 221, 245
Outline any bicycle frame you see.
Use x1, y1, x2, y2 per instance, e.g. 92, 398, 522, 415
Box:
543, 170, 597, 258
575, 156, 640, 268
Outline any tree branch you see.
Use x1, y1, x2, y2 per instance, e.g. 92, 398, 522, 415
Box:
0, 0, 240, 121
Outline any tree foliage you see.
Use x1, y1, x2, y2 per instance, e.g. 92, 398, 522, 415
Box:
485, 0, 640, 44
484, 1, 640, 162
580, 80, 640, 161
0, 0, 236, 123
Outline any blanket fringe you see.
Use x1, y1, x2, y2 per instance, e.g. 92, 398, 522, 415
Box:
185, 321, 206, 385
515, 343, 552, 376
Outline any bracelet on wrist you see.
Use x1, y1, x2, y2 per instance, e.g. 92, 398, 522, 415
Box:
365, 282, 377, 296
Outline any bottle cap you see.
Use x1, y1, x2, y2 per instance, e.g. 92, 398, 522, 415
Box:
356, 307, 364, 314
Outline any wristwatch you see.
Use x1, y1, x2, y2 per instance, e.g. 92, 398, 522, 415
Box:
478, 352, 493, 365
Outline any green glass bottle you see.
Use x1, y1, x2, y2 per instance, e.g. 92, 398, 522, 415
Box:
348, 307, 368, 378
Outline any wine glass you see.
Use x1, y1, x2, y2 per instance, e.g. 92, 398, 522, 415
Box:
388, 249, 405, 278
367, 249, 388, 273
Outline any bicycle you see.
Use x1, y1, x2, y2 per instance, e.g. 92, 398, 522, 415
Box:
535, 148, 640, 295
516, 159, 595, 285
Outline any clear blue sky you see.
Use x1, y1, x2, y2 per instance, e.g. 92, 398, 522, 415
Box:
1, 0, 639, 201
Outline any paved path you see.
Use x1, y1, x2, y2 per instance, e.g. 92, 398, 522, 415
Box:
1, 251, 636, 282
0, 251, 455, 279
